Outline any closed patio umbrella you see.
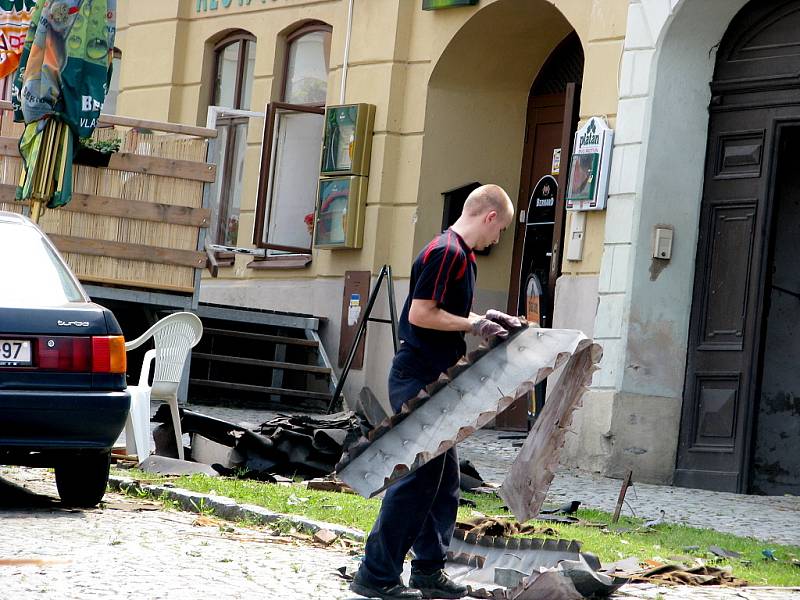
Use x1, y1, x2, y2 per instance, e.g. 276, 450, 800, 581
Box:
12, 0, 116, 222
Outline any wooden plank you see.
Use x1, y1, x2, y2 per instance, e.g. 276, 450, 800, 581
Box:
203, 327, 319, 348
612, 470, 634, 523
0, 137, 216, 183
192, 352, 331, 374
50, 234, 206, 269
0, 185, 209, 227
0, 100, 217, 138
97, 114, 217, 138
0, 136, 17, 157
189, 378, 331, 401
78, 274, 195, 295
107, 153, 216, 182
270, 343, 286, 406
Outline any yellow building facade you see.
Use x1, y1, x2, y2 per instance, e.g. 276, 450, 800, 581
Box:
114, 0, 629, 473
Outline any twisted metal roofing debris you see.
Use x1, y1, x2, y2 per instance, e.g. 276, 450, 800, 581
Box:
336, 324, 601, 524
447, 528, 583, 585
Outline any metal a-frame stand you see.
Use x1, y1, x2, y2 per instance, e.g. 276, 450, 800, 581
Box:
327, 265, 399, 413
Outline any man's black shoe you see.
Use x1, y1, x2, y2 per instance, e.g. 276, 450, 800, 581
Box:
409, 570, 468, 599
350, 573, 423, 599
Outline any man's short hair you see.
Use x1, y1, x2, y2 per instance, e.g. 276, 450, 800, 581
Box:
463, 184, 513, 218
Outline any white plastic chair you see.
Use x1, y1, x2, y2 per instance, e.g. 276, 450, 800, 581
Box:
124, 312, 203, 461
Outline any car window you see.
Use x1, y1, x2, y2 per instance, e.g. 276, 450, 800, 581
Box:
0, 222, 84, 306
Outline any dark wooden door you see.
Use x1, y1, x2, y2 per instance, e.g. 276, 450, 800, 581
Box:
676, 0, 800, 492
674, 111, 772, 492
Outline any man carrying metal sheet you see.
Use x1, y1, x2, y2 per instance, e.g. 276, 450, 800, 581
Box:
351, 185, 519, 599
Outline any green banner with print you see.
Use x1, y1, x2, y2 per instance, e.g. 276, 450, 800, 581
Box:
423, 0, 478, 10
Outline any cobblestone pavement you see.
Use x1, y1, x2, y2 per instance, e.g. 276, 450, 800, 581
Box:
169, 405, 800, 546
0, 466, 360, 600
1, 466, 798, 600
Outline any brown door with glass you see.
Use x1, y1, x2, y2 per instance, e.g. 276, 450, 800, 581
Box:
496, 33, 583, 431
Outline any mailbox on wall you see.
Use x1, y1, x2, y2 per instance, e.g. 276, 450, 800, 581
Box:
320, 103, 376, 177
313, 176, 368, 249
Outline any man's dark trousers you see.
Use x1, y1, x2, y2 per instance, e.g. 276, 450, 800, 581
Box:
358, 365, 460, 585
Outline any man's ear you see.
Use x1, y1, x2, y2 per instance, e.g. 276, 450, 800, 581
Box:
486, 210, 498, 224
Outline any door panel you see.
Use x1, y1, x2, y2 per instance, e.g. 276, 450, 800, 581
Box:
675, 112, 773, 492
698, 202, 757, 350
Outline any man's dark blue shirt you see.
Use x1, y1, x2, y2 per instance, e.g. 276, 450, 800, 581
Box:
394, 228, 477, 380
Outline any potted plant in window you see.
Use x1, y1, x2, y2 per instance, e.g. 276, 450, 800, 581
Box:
75, 136, 122, 168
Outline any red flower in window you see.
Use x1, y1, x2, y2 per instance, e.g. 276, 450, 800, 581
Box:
304, 212, 315, 236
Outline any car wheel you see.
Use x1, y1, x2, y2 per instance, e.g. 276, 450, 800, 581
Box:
54, 451, 111, 508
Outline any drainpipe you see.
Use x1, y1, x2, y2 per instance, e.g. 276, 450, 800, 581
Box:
340, 0, 354, 104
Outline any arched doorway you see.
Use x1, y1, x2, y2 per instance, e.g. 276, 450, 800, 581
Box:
415, 0, 581, 293
676, 0, 800, 494
508, 32, 584, 326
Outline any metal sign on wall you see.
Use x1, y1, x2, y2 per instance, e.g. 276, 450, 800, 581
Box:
565, 116, 614, 212
423, 0, 478, 10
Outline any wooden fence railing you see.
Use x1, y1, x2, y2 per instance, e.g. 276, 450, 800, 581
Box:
0, 101, 216, 296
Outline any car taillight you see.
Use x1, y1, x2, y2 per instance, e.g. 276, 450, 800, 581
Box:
92, 336, 127, 374
37, 337, 92, 371
36, 336, 126, 373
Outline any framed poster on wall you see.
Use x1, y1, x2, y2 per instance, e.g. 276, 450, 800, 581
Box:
314, 176, 367, 249
320, 103, 375, 177
565, 117, 614, 211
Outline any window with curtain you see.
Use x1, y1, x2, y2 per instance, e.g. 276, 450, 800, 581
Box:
208, 31, 256, 251
253, 23, 332, 255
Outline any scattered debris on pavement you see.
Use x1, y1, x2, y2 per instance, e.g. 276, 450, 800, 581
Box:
147, 405, 368, 481
313, 529, 339, 546
540, 501, 581, 516
710, 545, 743, 560
103, 500, 162, 512
626, 564, 747, 587
456, 516, 559, 538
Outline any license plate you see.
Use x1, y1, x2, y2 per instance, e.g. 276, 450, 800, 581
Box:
0, 339, 32, 366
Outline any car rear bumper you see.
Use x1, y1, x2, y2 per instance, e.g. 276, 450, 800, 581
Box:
0, 390, 130, 453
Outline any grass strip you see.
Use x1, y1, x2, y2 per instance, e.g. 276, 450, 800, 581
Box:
112, 468, 800, 587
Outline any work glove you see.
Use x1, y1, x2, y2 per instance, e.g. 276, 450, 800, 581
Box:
485, 309, 522, 331
470, 317, 509, 343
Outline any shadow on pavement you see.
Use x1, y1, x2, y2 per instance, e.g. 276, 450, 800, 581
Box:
0, 475, 60, 509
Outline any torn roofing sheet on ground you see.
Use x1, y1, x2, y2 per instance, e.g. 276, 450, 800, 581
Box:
336, 325, 601, 523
